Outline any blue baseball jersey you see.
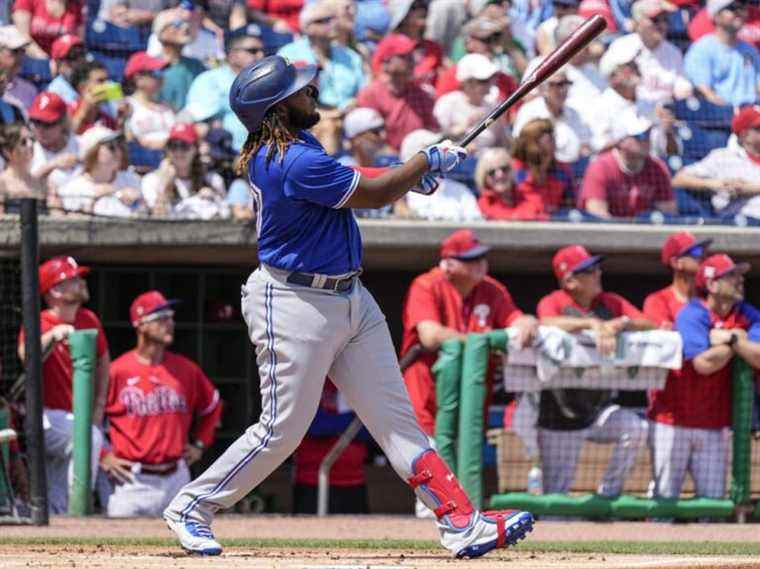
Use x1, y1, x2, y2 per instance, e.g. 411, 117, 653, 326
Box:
248, 131, 362, 275
677, 299, 760, 360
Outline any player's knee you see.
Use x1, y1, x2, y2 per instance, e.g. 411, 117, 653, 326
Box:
622, 415, 648, 447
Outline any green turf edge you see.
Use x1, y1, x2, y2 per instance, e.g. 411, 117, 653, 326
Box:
1, 537, 759, 556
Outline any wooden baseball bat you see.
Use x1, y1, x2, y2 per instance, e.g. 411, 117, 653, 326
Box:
458, 14, 607, 148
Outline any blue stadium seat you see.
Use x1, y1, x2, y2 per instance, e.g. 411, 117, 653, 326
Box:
665, 8, 693, 53
674, 187, 716, 218
19, 57, 53, 90
90, 51, 128, 83
679, 123, 730, 163
672, 97, 733, 129
259, 27, 294, 56
85, 20, 147, 53
127, 141, 163, 171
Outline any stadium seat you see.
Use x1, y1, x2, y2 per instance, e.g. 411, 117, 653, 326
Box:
673, 187, 716, 218
127, 141, 163, 172
665, 8, 693, 53
86, 20, 147, 53
19, 57, 52, 90
671, 97, 733, 129
679, 123, 730, 164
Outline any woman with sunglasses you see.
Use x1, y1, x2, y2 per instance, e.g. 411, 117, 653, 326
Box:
0, 123, 48, 214
141, 123, 228, 219
56, 126, 145, 217
475, 147, 544, 220
124, 51, 176, 151
511, 118, 575, 219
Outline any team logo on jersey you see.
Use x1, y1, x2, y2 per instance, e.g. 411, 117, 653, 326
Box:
119, 385, 188, 416
473, 304, 491, 328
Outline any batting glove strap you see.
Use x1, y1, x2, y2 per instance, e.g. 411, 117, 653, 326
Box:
410, 172, 439, 195
419, 140, 468, 174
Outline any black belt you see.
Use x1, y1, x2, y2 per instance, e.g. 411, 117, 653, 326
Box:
139, 462, 178, 476
286, 271, 356, 292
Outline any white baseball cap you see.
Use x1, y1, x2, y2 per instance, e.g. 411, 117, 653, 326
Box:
706, 0, 735, 17
0, 25, 29, 50
456, 53, 498, 82
599, 39, 640, 78
78, 126, 122, 160
343, 107, 384, 139
612, 112, 653, 143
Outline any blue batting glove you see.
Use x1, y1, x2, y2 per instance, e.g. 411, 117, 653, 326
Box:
419, 139, 468, 174
410, 172, 439, 195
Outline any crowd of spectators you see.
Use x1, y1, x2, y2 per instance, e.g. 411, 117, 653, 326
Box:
0, 0, 757, 223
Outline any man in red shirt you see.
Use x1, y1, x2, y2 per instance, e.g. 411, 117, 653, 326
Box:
536, 245, 654, 496
100, 290, 221, 517
402, 229, 537, 516
580, 114, 676, 219
644, 231, 712, 329
358, 34, 439, 151
650, 254, 760, 499
18, 256, 110, 514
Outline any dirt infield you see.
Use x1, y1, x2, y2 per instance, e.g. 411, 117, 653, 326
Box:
2, 516, 760, 569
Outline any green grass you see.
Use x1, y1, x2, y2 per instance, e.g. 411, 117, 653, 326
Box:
1, 537, 759, 556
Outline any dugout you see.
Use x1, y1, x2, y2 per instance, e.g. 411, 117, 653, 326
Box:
2, 216, 760, 514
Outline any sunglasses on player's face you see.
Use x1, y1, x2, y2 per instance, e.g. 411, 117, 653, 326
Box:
680, 245, 706, 260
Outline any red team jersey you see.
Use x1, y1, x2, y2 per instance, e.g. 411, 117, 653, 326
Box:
643, 286, 685, 329
106, 350, 221, 464
18, 308, 108, 412
401, 268, 523, 435
537, 290, 645, 321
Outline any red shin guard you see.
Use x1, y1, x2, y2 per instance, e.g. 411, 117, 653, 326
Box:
407, 449, 475, 529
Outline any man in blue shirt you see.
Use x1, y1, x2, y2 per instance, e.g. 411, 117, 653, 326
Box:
684, 0, 760, 107
183, 25, 266, 151
277, 1, 365, 110
164, 55, 534, 560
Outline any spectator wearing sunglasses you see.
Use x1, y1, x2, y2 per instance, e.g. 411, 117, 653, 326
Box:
475, 147, 546, 220
153, 9, 206, 112
0, 25, 37, 111
685, 0, 759, 107
580, 113, 675, 219
57, 126, 145, 217
183, 26, 266, 152
536, 245, 653, 497
434, 18, 518, 104
0, 122, 47, 214
605, 0, 692, 108
434, 54, 510, 157
146, 2, 225, 67
142, 123, 228, 219
671, 105, 760, 221
47, 34, 87, 105
644, 232, 712, 330
513, 65, 592, 164
125, 51, 176, 151
277, 1, 365, 110
28, 92, 79, 195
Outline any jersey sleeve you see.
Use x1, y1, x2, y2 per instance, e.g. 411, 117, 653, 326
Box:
493, 285, 524, 328
403, 277, 441, 330
191, 365, 222, 448
676, 303, 711, 360
536, 293, 561, 318
283, 147, 360, 209
739, 302, 760, 342
643, 292, 670, 328
606, 293, 645, 319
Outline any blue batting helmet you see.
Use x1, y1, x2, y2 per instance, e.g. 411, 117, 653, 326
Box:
229, 56, 318, 132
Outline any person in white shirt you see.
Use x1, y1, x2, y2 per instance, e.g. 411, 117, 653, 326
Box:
399, 128, 483, 221
513, 65, 593, 164
146, 3, 224, 66
553, 15, 607, 128
604, 0, 692, 108
433, 53, 510, 156
141, 123, 228, 220
56, 126, 145, 217
28, 92, 79, 195
124, 51, 176, 151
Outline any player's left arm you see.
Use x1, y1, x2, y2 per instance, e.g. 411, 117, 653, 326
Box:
496, 285, 537, 348
187, 367, 223, 464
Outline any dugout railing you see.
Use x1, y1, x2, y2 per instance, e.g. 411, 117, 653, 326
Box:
432, 328, 758, 521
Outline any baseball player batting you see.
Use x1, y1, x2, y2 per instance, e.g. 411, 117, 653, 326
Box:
163, 17, 605, 557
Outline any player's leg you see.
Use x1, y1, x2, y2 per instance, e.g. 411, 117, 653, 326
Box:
164, 269, 348, 551
587, 405, 647, 497
650, 421, 689, 499
42, 409, 72, 513
689, 428, 728, 499
329, 282, 533, 558
537, 427, 584, 494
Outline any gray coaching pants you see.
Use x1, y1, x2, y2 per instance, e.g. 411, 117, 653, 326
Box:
166, 264, 432, 524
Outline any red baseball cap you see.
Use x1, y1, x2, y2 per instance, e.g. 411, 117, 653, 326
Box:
695, 254, 750, 290
731, 105, 760, 137
130, 290, 181, 327
553, 245, 604, 281
168, 123, 199, 145
371, 33, 416, 73
124, 51, 168, 80
39, 256, 89, 295
440, 229, 490, 260
50, 34, 83, 60
28, 92, 67, 124
660, 231, 712, 266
